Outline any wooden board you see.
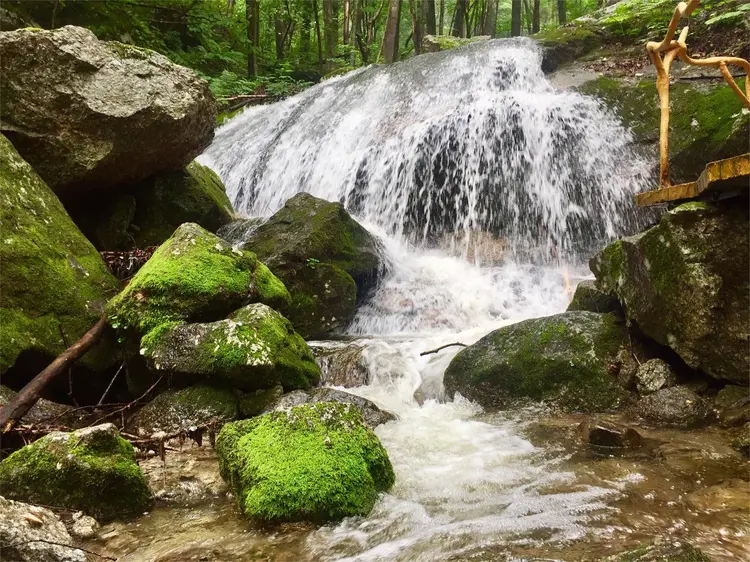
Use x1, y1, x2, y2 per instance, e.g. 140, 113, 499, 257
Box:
636, 153, 750, 207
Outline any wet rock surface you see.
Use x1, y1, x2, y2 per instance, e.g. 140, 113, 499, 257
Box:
567, 279, 621, 313
578, 418, 642, 449
634, 358, 677, 395
635, 386, 711, 428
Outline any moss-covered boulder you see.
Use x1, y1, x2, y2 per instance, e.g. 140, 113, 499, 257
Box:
444, 311, 630, 412
567, 279, 621, 313
140, 304, 320, 392
421, 34, 489, 53
238, 385, 284, 418
0, 423, 152, 521
0, 133, 120, 377
242, 193, 382, 338
127, 385, 238, 436
72, 161, 234, 250
591, 202, 749, 384
216, 402, 395, 523
578, 76, 749, 185
106, 222, 290, 337
0, 26, 215, 197
534, 25, 603, 72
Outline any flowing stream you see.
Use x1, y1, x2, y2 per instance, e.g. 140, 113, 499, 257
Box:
101, 39, 749, 561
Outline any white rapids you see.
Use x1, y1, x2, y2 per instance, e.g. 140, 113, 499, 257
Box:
199, 37, 650, 561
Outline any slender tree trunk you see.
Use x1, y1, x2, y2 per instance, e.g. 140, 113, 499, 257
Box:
409, 0, 424, 54
382, 0, 402, 63
510, 0, 521, 36
301, 7, 312, 55
313, 0, 324, 67
227, 0, 236, 14
343, 0, 350, 44
452, 0, 467, 37
323, 0, 337, 59
532, 0, 540, 33
423, 0, 436, 35
523, 0, 532, 34
484, 0, 498, 36
275, 14, 285, 60
557, 0, 566, 24
439, 0, 445, 34
246, 0, 260, 76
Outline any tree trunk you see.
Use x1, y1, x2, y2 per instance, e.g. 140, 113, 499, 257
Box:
423, 0, 436, 35
323, 0, 337, 59
313, 0, 325, 66
275, 14, 285, 60
246, 0, 260, 76
409, 0, 423, 55
343, 0, 350, 44
532, 0, 540, 33
510, 0, 521, 36
439, 0, 445, 34
382, 0, 402, 63
558, 0, 566, 24
523, 0, 532, 34
227, 0, 236, 14
452, 0, 467, 37
0, 318, 108, 433
484, 0, 498, 37
301, 7, 312, 55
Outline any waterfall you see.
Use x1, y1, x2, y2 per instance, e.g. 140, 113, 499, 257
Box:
200, 38, 648, 263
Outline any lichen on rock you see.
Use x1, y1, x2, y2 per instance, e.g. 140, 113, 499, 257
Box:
216, 402, 395, 523
0, 423, 152, 521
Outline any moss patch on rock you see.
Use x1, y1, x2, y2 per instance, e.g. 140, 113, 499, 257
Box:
0, 423, 152, 521
0, 133, 120, 376
106, 222, 290, 337
444, 311, 630, 412
140, 303, 320, 392
216, 402, 395, 523
591, 202, 749, 383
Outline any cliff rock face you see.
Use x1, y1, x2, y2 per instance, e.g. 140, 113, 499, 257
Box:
0, 26, 215, 197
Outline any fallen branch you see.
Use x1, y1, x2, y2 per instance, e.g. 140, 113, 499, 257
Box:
420, 342, 467, 356
0, 318, 109, 434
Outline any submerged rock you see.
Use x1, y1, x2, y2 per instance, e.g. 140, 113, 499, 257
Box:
265, 387, 396, 428
216, 402, 395, 523
128, 385, 239, 436
0, 133, 119, 377
444, 311, 629, 412
634, 359, 677, 396
592, 202, 749, 384
578, 418, 642, 449
0, 424, 152, 521
602, 541, 710, 561
313, 341, 371, 387
0, 496, 86, 562
140, 304, 320, 392
0, 26, 215, 196
242, 193, 382, 338
635, 386, 711, 428
107, 223, 290, 336
73, 161, 234, 250
567, 279, 621, 313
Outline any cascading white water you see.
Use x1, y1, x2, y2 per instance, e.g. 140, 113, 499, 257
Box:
199, 39, 652, 561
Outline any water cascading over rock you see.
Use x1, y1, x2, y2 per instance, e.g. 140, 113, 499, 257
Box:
201, 39, 648, 263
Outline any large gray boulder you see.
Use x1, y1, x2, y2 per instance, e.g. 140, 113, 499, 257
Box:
444, 311, 630, 412
592, 202, 749, 384
0, 26, 216, 197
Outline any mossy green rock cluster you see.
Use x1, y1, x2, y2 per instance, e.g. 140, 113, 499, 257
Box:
243, 193, 382, 338
591, 202, 749, 384
127, 385, 239, 436
140, 303, 320, 392
578, 77, 749, 185
533, 25, 602, 72
0, 25, 215, 196
216, 402, 395, 523
444, 311, 629, 412
107, 222, 290, 336
73, 161, 234, 250
0, 423, 152, 521
421, 34, 489, 54
0, 133, 120, 376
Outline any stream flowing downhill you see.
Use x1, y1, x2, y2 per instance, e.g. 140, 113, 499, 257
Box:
155, 39, 741, 561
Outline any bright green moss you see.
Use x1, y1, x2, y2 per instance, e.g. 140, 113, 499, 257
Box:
252, 260, 292, 310
106, 223, 287, 336
216, 402, 395, 523
444, 311, 628, 412
0, 424, 152, 521
0, 134, 120, 374
140, 303, 320, 391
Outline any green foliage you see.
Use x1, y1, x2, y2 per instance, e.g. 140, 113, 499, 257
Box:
705, 3, 750, 26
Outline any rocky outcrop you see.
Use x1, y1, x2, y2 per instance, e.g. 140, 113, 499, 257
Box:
216, 402, 395, 523
0, 496, 86, 562
140, 304, 320, 392
107, 223, 290, 337
242, 193, 382, 338
592, 202, 749, 384
634, 385, 711, 428
567, 279, 621, 313
313, 342, 371, 387
0, 424, 152, 521
0, 134, 120, 378
128, 385, 239, 436
421, 34, 489, 54
72, 161, 234, 250
634, 359, 677, 395
444, 311, 629, 412
0, 26, 215, 197
578, 418, 643, 449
